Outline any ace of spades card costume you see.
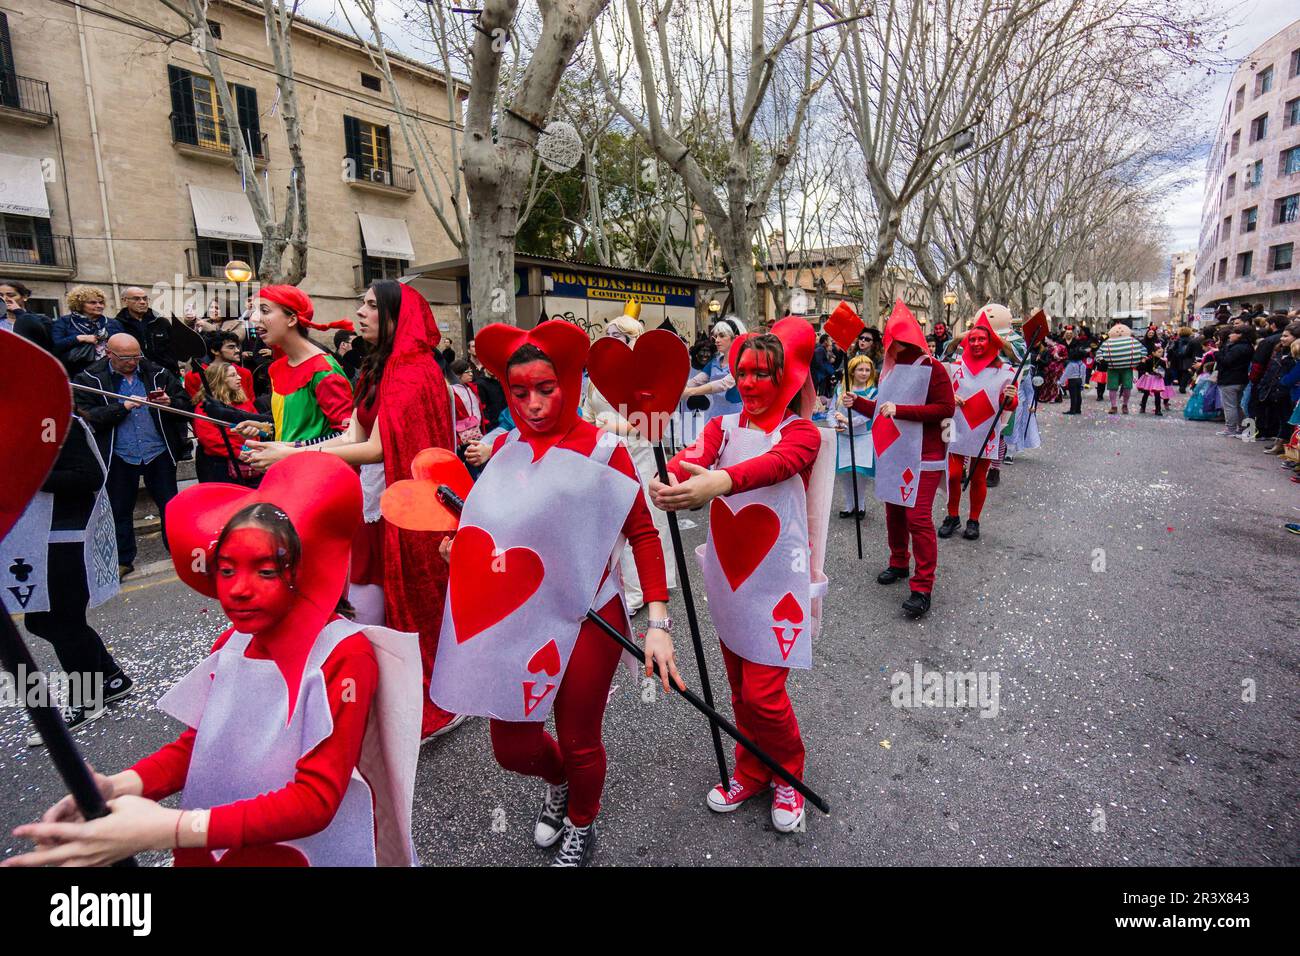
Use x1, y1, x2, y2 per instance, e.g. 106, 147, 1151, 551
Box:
941, 310, 1018, 540
848, 301, 956, 611
129, 454, 423, 866
427, 319, 669, 837
667, 317, 834, 819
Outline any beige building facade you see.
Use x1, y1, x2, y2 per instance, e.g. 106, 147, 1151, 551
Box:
0, 0, 465, 347
1196, 19, 1300, 313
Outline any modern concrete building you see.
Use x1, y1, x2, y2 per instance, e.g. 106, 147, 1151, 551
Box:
1196, 18, 1300, 313
1168, 250, 1196, 322
0, 0, 464, 345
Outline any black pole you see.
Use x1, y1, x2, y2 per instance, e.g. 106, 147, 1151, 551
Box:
583, 606, 829, 815
0, 612, 137, 866
840, 354, 864, 559
69, 382, 266, 433
651, 442, 729, 791
964, 346, 1033, 491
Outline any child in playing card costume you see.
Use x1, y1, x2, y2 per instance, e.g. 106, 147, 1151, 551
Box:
652, 316, 834, 835
5, 454, 423, 867
833, 354, 877, 519
242, 281, 462, 740
234, 286, 353, 445
430, 319, 681, 867
841, 300, 956, 619
939, 311, 1018, 542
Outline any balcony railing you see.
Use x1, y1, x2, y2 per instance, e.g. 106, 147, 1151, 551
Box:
0, 73, 53, 122
0, 233, 75, 274
345, 159, 416, 193
170, 113, 269, 164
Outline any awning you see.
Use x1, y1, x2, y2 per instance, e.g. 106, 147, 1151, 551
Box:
189, 185, 260, 243
0, 153, 52, 218
358, 213, 415, 260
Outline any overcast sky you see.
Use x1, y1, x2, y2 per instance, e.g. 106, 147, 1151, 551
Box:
1163, 1, 1300, 254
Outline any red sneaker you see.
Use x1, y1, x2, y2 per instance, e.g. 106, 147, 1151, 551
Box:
706, 776, 764, 813
771, 783, 806, 833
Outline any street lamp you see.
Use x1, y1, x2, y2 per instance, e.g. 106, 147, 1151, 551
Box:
943, 291, 957, 328
224, 259, 253, 284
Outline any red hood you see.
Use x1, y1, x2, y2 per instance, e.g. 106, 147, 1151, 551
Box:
959, 309, 1006, 375
882, 299, 930, 375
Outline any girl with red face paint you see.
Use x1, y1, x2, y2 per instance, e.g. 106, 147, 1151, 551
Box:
939, 314, 1018, 543
652, 318, 828, 836
430, 320, 680, 867
6, 457, 424, 867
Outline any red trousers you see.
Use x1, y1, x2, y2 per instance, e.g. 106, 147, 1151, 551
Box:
947, 454, 990, 521
488, 596, 625, 827
719, 642, 805, 787
884, 467, 942, 593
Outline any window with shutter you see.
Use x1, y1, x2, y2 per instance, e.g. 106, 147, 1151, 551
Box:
0, 12, 18, 109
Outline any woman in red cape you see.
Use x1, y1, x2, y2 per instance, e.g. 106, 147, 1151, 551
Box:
245, 280, 460, 739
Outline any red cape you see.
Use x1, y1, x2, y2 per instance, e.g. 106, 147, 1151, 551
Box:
373, 285, 457, 735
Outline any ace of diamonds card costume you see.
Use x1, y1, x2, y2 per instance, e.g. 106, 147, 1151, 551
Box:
130, 454, 422, 866
669, 317, 834, 795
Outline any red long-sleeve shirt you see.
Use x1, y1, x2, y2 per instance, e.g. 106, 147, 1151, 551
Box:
850, 358, 956, 462
491, 419, 668, 604
131, 624, 377, 860
667, 413, 821, 490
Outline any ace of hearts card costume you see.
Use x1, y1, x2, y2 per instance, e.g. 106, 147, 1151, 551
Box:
669, 316, 834, 789
129, 454, 423, 866
428, 319, 669, 829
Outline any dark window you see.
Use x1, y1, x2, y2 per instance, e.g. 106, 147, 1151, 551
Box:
206, 20, 222, 40
1223, 215, 1232, 238
196, 237, 262, 279
168, 65, 263, 157
1269, 243, 1293, 271
1249, 114, 1268, 143
1292, 49, 1300, 78
361, 255, 408, 286
0, 214, 56, 266
0, 11, 19, 109
1247, 158, 1263, 187
1217, 258, 1227, 282
1226, 173, 1236, 197
360, 72, 381, 92
1277, 193, 1299, 224
1284, 146, 1300, 176
1255, 66, 1273, 96
1236, 251, 1253, 277
1235, 85, 1245, 112
343, 115, 393, 182
1231, 129, 1240, 155
1287, 98, 1300, 129
1242, 206, 1258, 233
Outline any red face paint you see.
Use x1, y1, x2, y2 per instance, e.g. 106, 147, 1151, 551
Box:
507, 359, 564, 436
215, 527, 296, 634
736, 349, 780, 418
966, 327, 991, 360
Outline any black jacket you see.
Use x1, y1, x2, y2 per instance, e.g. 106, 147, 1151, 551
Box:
114, 307, 178, 376
1215, 341, 1254, 387
472, 366, 508, 430
43, 416, 107, 532
73, 358, 192, 463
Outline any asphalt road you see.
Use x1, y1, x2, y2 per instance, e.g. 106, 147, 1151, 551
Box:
2, 391, 1297, 866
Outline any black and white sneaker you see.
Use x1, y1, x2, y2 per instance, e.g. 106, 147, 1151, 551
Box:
103, 670, 134, 705
534, 781, 569, 848
550, 817, 596, 867
27, 705, 106, 748
937, 515, 962, 539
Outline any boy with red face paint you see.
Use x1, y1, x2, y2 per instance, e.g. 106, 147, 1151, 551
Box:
651, 317, 830, 835
6, 455, 424, 867
841, 301, 956, 619
429, 320, 681, 867
939, 311, 1018, 542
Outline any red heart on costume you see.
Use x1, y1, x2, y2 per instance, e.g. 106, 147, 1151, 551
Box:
873, 416, 901, 456
710, 498, 779, 591
960, 388, 996, 429
215, 844, 310, 866
526, 639, 562, 676
381, 447, 474, 532
772, 591, 804, 624
449, 526, 544, 642
0, 334, 71, 539
587, 329, 691, 443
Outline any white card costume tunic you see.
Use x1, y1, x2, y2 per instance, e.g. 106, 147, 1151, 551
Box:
945, 361, 1015, 460
695, 414, 828, 670
1, 417, 118, 614
156, 619, 423, 867
431, 429, 639, 722
872, 357, 948, 507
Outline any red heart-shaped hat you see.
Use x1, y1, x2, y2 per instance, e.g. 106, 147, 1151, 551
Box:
727, 315, 816, 432
0, 333, 71, 539
586, 328, 690, 443
165, 453, 362, 612
475, 319, 591, 458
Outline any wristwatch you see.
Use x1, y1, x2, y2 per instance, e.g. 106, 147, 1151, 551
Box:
647, 616, 673, 633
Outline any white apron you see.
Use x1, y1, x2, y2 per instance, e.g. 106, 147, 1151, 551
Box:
157, 619, 423, 867
1, 417, 117, 614
695, 414, 825, 670
872, 357, 947, 508
835, 386, 875, 475
946, 361, 1014, 459
431, 430, 639, 722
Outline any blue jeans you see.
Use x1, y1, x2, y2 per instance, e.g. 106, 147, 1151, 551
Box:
107, 452, 178, 566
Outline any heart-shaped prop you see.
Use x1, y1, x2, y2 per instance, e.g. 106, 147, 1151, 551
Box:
709, 498, 780, 591
0, 334, 71, 538
586, 329, 690, 443
448, 526, 544, 642
381, 448, 474, 532
823, 302, 865, 352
